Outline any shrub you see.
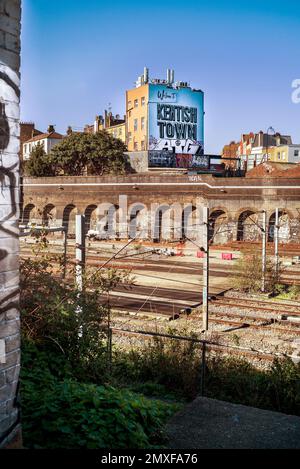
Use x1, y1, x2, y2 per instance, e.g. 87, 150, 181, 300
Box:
232, 251, 280, 293
21, 343, 180, 449
112, 330, 202, 399
20, 241, 132, 383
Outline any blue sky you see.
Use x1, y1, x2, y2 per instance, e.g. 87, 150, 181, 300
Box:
21, 0, 300, 153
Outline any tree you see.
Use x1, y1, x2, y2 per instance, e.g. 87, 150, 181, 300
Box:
48, 131, 130, 176
24, 142, 54, 177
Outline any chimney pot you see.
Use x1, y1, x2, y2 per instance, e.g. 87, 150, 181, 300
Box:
48, 125, 55, 133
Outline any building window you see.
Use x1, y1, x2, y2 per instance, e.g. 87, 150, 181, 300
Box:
128, 132, 132, 142
141, 97, 145, 106
141, 140, 145, 150
141, 117, 145, 130
294, 150, 299, 157
134, 142, 138, 151
134, 99, 138, 108
134, 119, 138, 131
277, 152, 280, 160
128, 100, 132, 109
282, 152, 286, 160
119, 128, 122, 136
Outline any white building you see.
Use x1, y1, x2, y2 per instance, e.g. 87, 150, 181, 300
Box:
23, 125, 63, 160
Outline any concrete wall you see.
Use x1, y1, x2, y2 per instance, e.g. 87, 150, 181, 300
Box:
0, 0, 21, 448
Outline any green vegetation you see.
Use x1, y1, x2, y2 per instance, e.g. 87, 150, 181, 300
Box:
20, 241, 300, 449
24, 142, 53, 177
24, 131, 131, 177
20, 244, 179, 449
274, 285, 300, 301
232, 251, 280, 293
21, 342, 179, 449
110, 334, 300, 416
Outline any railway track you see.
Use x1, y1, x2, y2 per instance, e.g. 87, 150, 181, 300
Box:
211, 297, 300, 316
111, 328, 283, 363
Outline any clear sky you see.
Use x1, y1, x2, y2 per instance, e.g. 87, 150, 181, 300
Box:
21, 0, 300, 153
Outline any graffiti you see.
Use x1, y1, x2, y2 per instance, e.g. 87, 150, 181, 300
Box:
148, 84, 204, 164
0, 61, 20, 232
0, 100, 10, 151
0, 60, 20, 326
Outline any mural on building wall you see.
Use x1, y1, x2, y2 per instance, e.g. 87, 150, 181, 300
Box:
148, 84, 204, 168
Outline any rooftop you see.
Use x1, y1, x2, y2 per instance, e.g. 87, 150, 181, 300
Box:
24, 131, 63, 144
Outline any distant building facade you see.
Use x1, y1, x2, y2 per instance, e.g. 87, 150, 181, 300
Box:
20, 122, 42, 159
84, 110, 126, 144
222, 141, 240, 168
237, 131, 293, 169
126, 67, 205, 169
268, 144, 300, 164
23, 125, 63, 160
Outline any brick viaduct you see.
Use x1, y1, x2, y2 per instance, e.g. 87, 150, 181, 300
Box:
22, 173, 300, 244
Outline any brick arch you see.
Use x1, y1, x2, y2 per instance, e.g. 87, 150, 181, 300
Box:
182, 204, 198, 239
62, 204, 77, 235
42, 203, 56, 226
152, 203, 182, 242
208, 209, 228, 244
22, 203, 35, 225
128, 203, 148, 239
237, 209, 261, 242
84, 204, 98, 233
268, 210, 292, 243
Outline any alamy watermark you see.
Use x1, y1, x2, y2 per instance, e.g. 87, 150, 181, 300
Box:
291, 79, 300, 104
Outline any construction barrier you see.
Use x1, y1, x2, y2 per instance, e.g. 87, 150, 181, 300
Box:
222, 253, 233, 260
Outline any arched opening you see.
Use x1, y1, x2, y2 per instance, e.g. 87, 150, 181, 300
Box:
153, 204, 182, 242
42, 204, 56, 227
268, 211, 290, 243
237, 210, 260, 242
209, 210, 227, 244
84, 205, 98, 233
62, 204, 77, 235
22, 203, 35, 226
181, 205, 197, 240
128, 203, 148, 239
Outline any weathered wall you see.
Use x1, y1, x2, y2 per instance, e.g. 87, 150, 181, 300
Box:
0, 0, 21, 448
22, 173, 300, 244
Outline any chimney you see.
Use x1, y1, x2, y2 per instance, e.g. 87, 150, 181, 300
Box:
258, 130, 264, 147
171, 69, 175, 84
66, 126, 73, 136
143, 67, 149, 84
276, 133, 281, 146
48, 124, 55, 133
167, 68, 171, 84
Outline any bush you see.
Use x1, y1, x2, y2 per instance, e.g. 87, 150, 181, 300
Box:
232, 251, 279, 293
20, 240, 132, 383
112, 330, 202, 399
111, 335, 300, 416
21, 342, 179, 449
